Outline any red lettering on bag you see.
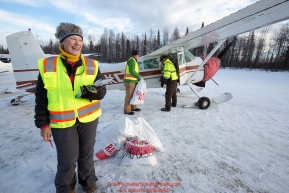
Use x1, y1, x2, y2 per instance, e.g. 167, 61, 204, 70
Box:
124, 139, 154, 157
136, 90, 146, 101
107, 146, 116, 154
95, 143, 117, 160
105, 143, 113, 151
105, 143, 117, 155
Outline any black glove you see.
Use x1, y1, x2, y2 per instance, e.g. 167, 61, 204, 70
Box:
161, 79, 167, 88
161, 82, 167, 88
80, 85, 106, 101
95, 86, 106, 100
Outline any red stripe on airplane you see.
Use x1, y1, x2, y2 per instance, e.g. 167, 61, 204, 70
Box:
14, 69, 39, 72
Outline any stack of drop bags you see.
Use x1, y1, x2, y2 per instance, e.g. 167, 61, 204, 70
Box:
94, 117, 164, 166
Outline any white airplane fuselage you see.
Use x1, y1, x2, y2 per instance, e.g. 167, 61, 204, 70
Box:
101, 51, 204, 90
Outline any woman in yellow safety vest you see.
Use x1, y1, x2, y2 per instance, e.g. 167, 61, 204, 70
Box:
34, 22, 106, 193
160, 55, 179, 112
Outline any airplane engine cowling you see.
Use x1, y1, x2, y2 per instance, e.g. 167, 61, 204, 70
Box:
200, 56, 220, 82
194, 56, 220, 87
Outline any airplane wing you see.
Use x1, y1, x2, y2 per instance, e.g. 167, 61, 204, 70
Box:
147, 0, 289, 57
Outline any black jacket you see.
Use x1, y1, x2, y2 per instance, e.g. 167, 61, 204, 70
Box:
34, 58, 106, 128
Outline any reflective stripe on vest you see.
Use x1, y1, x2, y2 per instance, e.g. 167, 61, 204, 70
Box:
163, 70, 176, 73
44, 56, 95, 74
84, 57, 96, 75
78, 101, 100, 118
49, 101, 100, 122
43, 57, 57, 73
50, 110, 75, 123
124, 74, 136, 78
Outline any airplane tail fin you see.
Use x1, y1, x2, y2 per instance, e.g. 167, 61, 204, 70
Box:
6, 31, 45, 90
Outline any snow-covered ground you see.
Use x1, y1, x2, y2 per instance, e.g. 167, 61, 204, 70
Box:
0, 62, 288, 193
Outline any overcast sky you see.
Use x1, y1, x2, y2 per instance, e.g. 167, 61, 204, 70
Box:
0, 0, 259, 48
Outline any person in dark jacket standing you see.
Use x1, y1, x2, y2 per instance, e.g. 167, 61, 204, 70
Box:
34, 22, 106, 193
160, 55, 179, 112
123, 50, 141, 115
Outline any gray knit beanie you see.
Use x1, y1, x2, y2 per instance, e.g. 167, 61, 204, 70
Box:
55, 22, 83, 42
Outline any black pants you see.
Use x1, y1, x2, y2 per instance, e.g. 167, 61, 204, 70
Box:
51, 118, 99, 193
165, 80, 177, 111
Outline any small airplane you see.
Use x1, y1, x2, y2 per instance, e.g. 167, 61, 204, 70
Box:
3, 0, 289, 108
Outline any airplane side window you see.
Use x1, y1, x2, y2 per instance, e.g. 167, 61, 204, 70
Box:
152, 58, 159, 68
138, 62, 143, 70
143, 59, 159, 69
143, 60, 150, 69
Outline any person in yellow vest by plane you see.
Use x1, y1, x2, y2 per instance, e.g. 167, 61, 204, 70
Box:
123, 50, 142, 115
160, 55, 179, 112
34, 22, 106, 193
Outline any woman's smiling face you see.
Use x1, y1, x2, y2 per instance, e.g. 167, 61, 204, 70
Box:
61, 35, 83, 56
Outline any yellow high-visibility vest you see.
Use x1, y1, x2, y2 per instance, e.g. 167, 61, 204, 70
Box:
38, 56, 101, 128
162, 59, 179, 81
123, 57, 139, 81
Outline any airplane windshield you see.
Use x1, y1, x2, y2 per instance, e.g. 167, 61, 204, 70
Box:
184, 51, 195, 63
178, 53, 185, 65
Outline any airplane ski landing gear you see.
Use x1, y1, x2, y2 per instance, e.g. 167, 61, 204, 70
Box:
10, 95, 27, 106
195, 97, 211, 109
181, 82, 233, 109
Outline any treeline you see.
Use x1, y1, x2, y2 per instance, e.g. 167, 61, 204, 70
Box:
1, 22, 289, 71
200, 23, 289, 71
0, 46, 9, 54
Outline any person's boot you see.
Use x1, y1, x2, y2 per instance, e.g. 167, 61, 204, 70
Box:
83, 182, 97, 193
124, 111, 134, 115
56, 185, 75, 193
161, 108, 170, 112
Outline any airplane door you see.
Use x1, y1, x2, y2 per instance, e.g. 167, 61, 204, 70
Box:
177, 52, 186, 85
182, 51, 204, 84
